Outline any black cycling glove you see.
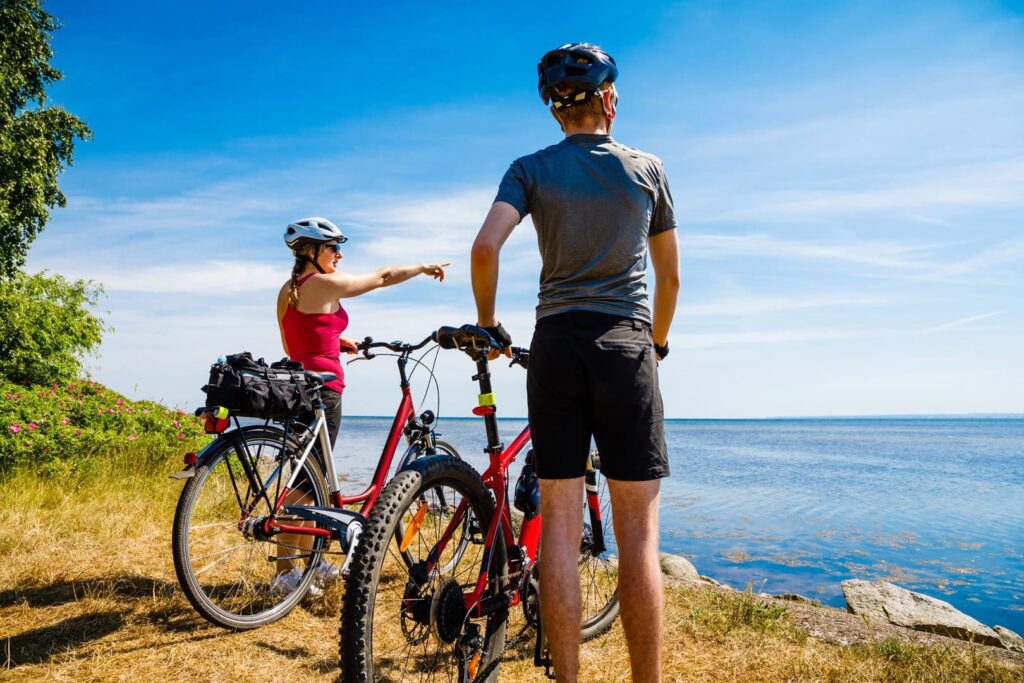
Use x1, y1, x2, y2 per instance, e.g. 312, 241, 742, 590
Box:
484, 323, 513, 350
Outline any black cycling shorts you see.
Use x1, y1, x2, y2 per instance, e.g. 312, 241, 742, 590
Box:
296, 386, 342, 466
527, 311, 669, 481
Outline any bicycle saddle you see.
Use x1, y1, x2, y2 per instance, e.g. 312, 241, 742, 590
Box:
306, 371, 337, 384
434, 324, 501, 352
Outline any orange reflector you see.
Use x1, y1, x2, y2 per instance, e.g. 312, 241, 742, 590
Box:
472, 406, 495, 416
468, 652, 481, 679
399, 502, 429, 553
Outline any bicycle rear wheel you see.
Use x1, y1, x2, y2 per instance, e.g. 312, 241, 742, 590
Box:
340, 455, 506, 683
172, 426, 330, 629
579, 450, 619, 641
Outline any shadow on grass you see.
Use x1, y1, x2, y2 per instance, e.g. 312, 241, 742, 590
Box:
0, 576, 179, 609
3, 611, 125, 667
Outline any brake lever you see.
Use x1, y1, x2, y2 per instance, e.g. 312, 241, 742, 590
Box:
346, 355, 372, 366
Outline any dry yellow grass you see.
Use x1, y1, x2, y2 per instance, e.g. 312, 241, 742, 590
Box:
2, 451, 1022, 682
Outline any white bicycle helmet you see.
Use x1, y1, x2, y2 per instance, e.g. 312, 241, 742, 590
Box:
283, 216, 347, 249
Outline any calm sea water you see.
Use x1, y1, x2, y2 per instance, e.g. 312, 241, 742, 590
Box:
331, 417, 1024, 632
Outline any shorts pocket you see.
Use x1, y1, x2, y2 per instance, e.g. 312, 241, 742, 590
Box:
593, 324, 651, 358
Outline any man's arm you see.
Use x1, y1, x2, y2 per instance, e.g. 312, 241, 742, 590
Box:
649, 229, 680, 349
471, 201, 521, 328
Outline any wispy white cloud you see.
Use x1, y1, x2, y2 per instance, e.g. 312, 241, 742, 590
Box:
676, 328, 861, 350
681, 294, 889, 317
48, 260, 284, 294
680, 234, 942, 270
921, 310, 1007, 335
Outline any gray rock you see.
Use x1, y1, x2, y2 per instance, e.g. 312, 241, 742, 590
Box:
995, 625, 1024, 653
775, 593, 822, 606
841, 580, 1002, 647
659, 553, 700, 582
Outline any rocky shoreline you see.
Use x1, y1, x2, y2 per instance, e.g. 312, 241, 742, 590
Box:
658, 553, 1024, 666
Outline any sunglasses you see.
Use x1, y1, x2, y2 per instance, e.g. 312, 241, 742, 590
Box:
322, 242, 345, 254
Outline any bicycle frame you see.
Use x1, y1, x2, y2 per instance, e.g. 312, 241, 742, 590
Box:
424, 351, 605, 620
220, 343, 429, 543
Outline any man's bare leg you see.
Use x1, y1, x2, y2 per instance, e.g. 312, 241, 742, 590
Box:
609, 478, 662, 683
539, 476, 585, 683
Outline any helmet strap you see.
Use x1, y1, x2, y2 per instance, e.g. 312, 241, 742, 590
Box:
305, 247, 326, 274
551, 89, 598, 110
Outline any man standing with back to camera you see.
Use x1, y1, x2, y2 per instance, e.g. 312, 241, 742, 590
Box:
471, 43, 680, 682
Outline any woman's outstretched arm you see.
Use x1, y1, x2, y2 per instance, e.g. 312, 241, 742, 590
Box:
325, 262, 448, 298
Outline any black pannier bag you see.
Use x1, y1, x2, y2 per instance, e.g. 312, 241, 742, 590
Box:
201, 352, 318, 419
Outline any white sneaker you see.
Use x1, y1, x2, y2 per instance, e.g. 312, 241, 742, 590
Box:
270, 567, 322, 598
313, 559, 342, 588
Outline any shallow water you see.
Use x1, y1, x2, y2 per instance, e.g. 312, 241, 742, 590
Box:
331, 416, 1024, 632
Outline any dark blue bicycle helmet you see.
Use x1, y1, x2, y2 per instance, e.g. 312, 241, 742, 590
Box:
537, 43, 618, 110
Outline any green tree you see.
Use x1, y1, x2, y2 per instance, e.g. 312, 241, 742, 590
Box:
0, 271, 105, 385
0, 0, 91, 280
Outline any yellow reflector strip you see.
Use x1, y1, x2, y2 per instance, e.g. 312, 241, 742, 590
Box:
213, 406, 229, 419
399, 502, 429, 553
478, 392, 496, 407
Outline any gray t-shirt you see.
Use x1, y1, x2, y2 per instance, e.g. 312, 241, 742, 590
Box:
495, 133, 676, 323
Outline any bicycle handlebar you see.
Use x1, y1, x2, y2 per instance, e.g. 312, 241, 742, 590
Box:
509, 346, 529, 370
355, 334, 436, 359
352, 328, 529, 369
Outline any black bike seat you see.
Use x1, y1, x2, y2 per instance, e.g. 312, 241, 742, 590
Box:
434, 324, 500, 351
307, 371, 337, 383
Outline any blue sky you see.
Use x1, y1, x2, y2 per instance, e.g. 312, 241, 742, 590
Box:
27, 1, 1024, 417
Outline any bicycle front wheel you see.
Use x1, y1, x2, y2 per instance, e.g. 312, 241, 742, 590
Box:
340, 455, 506, 683
172, 426, 330, 630
394, 438, 468, 571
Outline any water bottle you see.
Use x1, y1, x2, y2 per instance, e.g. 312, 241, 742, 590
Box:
514, 449, 541, 519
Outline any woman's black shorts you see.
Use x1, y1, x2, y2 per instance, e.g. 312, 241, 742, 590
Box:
527, 311, 669, 481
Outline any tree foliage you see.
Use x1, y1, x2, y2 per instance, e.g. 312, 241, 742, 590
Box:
0, 271, 105, 385
0, 0, 91, 280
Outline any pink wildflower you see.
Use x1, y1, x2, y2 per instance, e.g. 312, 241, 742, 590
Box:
62, 418, 70, 425
126, 407, 134, 413
176, 432, 185, 439
172, 420, 181, 428
106, 408, 115, 414
116, 399, 124, 406
15, 393, 22, 398
9, 424, 21, 434
129, 434, 138, 441
75, 429, 82, 436
27, 423, 37, 430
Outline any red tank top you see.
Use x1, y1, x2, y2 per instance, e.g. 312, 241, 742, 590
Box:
281, 274, 348, 393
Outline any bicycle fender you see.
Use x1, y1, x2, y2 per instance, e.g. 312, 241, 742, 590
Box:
168, 437, 222, 479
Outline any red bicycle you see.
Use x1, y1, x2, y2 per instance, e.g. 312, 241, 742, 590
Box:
171, 333, 461, 630
340, 324, 619, 682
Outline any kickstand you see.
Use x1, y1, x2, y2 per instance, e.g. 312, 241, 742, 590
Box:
533, 612, 556, 680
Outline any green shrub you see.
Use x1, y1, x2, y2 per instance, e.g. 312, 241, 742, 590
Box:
0, 378, 206, 475
0, 271, 105, 385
